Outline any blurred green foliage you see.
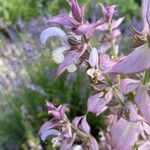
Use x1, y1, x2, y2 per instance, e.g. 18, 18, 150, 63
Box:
108, 0, 140, 19
0, 0, 140, 23
0, 50, 95, 149
0, 0, 42, 22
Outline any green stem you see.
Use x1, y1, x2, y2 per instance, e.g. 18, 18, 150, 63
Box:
113, 86, 123, 105
144, 70, 150, 84
109, 21, 121, 86
105, 74, 113, 86
70, 124, 89, 139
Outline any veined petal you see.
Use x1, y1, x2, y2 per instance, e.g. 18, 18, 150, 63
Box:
112, 29, 121, 38
96, 22, 109, 31
138, 141, 150, 150
141, 0, 150, 33
70, 0, 82, 22
100, 4, 117, 19
39, 119, 60, 135
120, 78, 141, 95
110, 44, 150, 74
75, 22, 103, 35
111, 17, 124, 29
111, 118, 141, 150
40, 27, 68, 45
80, 5, 85, 21
57, 50, 79, 76
40, 129, 61, 141
99, 53, 116, 73
46, 100, 55, 110
88, 136, 99, 150
72, 116, 90, 134
47, 15, 78, 28
125, 102, 145, 122
87, 93, 111, 114
81, 116, 90, 134
57, 44, 87, 77
62, 122, 72, 138
147, 0, 150, 28
60, 134, 76, 150
72, 116, 83, 128
142, 122, 150, 135
105, 88, 113, 102
135, 86, 150, 123
99, 42, 111, 53
96, 17, 124, 31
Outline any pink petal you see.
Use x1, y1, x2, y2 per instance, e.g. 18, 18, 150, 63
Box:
57, 44, 87, 77
111, 17, 124, 29
72, 116, 83, 128
39, 119, 60, 134
75, 23, 95, 35
99, 53, 116, 73
50, 110, 62, 118
81, 116, 90, 134
47, 15, 78, 28
58, 104, 67, 118
87, 93, 111, 114
125, 102, 145, 122
111, 29, 121, 38
110, 44, 150, 74
80, 5, 85, 21
62, 123, 72, 138
72, 116, 90, 134
96, 22, 109, 31
100, 4, 108, 17
96, 17, 124, 31
88, 136, 99, 150
40, 129, 60, 141
40, 27, 68, 45
111, 118, 141, 150
141, 0, 150, 33
99, 42, 111, 53
142, 122, 150, 135
120, 78, 141, 95
135, 86, 150, 123
70, 0, 82, 22
46, 100, 55, 110
147, 0, 150, 28
105, 88, 113, 102
75, 21, 103, 35
60, 134, 76, 150
100, 4, 117, 19
138, 141, 150, 150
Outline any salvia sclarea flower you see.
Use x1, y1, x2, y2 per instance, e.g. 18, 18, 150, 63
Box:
39, 0, 150, 149
40, 0, 116, 77
110, 0, 150, 74
96, 3, 124, 55
39, 101, 99, 150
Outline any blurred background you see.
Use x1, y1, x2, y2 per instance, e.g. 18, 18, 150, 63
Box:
0, 0, 141, 149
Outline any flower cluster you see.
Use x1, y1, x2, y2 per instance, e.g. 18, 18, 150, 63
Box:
39, 101, 98, 149
39, 0, 150, 149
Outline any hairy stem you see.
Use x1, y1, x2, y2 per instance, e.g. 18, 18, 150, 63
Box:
70, 124, 89, 139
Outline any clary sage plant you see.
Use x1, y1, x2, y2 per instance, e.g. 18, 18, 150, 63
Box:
39, 0, 150, 149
